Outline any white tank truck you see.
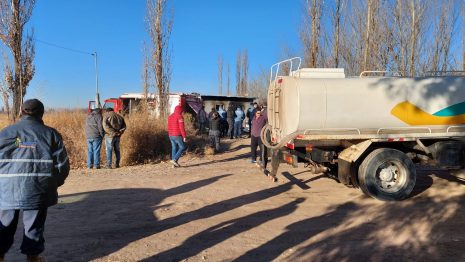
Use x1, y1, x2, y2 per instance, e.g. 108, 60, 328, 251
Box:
261, 58, 465, 201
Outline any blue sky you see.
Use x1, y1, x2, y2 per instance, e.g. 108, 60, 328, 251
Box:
19, 0, 303, 108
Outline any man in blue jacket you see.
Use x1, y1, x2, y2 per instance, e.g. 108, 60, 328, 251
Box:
0, 99, 69, 262
234, 106, 245, 138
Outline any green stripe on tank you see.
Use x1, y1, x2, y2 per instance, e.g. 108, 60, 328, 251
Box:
433, 101, 465, 116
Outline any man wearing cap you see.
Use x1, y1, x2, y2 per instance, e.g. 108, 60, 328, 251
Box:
102, 108, 126, 169
85, 108, 105, 169
0, 99, 70, 262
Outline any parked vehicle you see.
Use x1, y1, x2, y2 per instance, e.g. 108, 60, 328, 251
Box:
88, 93, 201, 116
263, 57, 465, 201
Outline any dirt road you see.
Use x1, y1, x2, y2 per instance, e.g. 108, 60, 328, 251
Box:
4, 139, 465, 262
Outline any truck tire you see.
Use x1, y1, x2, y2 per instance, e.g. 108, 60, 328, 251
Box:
358, 148, 416, 201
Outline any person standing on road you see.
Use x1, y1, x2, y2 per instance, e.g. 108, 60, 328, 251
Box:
250, 108, 267, 164
208, 112, 221, 152
168, 105, 187, 168
234, 106, 245, 138
0, 99, 69, 262
85, 108, 105, 169
226, 104, 235, 139
103, 108, 126, 169
197, 105, 208, 135
247, 102, 258, 138
208, 107, 217, 119
217, 106, 227, 137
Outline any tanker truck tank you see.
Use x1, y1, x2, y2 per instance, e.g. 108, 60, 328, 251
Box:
268, 70, 465, 142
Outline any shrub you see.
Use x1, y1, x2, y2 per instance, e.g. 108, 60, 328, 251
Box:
0, 110, 206, 169
42, 110, 205, 169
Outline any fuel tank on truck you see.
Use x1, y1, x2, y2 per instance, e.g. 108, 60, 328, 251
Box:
268, 68, 465, 140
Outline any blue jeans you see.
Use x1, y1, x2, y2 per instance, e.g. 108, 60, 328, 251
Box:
87, 138, 102, 168
234, 121, 242, 137
105, 136, 121, 167
169, 136, 185, 161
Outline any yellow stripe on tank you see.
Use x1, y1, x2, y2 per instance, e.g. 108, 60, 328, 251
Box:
391, 101, 465, 125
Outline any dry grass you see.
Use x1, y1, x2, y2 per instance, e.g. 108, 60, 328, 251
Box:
0, 111, 206, 169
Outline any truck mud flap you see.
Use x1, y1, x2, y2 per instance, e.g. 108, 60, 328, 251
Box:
338, 159, 356, 187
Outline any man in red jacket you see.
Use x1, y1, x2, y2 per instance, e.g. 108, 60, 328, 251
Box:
168, 105, 187, 167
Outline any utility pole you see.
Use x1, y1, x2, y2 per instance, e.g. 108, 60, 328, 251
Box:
92, 52, 101, 108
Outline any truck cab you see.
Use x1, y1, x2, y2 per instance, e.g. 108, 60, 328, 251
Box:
103, 98, 127, 114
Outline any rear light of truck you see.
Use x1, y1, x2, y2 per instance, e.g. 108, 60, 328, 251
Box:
286, 142, 295, 150
282, 152, 298, 167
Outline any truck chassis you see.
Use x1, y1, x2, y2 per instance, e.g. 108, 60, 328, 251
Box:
263, 126, 465, 201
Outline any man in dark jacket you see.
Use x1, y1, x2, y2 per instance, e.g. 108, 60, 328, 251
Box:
246, 102, 258, 138
226, 104, 235, 139
208, 112, 221, 152
103, 108, 126, 168
85, 108, 105, 169
197, 105, 208, 135
0, 99, 69, 262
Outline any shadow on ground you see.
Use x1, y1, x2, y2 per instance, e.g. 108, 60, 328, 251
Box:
9, 169, 464, 261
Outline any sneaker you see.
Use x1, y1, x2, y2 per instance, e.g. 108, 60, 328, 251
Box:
104, 165, 112, 169
170, 160, 180, 167
250, 159, 256, 163
27, 255, 47, 262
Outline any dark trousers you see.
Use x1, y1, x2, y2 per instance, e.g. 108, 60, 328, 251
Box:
227, 119, 234, 138
247, 120, 252, 137
251, 136, 263, 161
198, 121, 206, 134
0, 209, 47, 256
209, 130, 221, 151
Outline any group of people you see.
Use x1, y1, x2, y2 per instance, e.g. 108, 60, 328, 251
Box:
196, 104, 246, 153
0, 99, 268, 261
199, 101, 268, 165
85, 107, 127, 169
199, 104, 246, 139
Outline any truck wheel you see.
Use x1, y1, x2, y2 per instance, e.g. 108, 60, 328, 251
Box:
358, 148, 416, 201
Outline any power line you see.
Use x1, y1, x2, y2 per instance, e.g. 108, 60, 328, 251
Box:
34, 38, 93, 55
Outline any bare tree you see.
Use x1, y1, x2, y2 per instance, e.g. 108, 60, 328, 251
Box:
240, 49, 248, 96
217, 55, 223, 95
427, 0, 457, 73
363, 0, 376, 71
0, 51, 11, 118
301, 0, 323, 67
0, 0, 35, 121
235, 49, 241, 95
332, 0, 343, 67
141, 45, 150, 113
463, 1, 465, 71
248, 68, 268, 103
226, 63, 230, 96
146, 0, 173, 119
